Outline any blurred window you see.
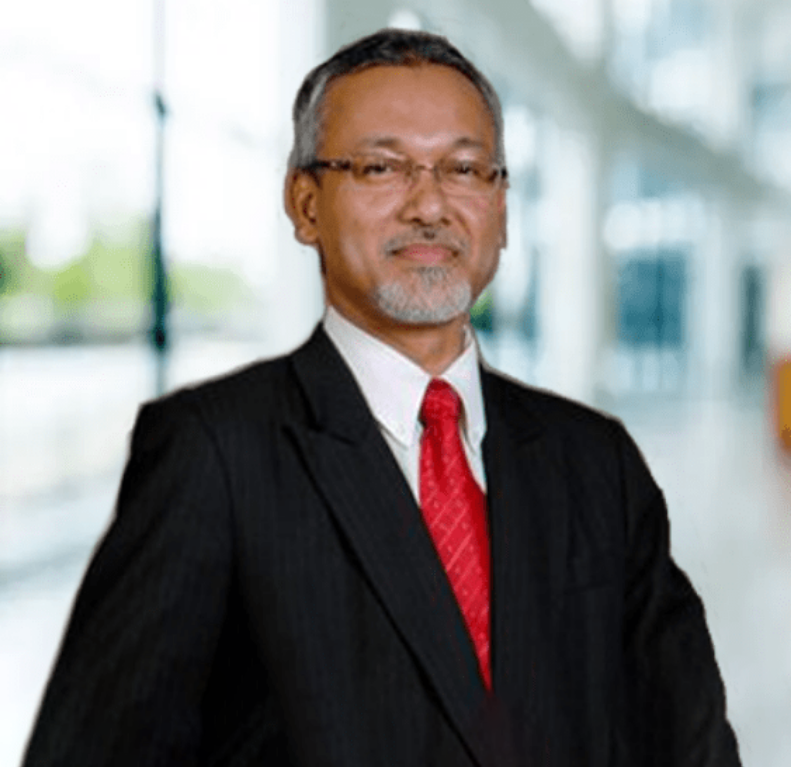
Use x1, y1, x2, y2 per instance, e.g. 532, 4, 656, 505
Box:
610, 0, 720, 140
475, 100, 542, 379
530, 0, 606, 61
617, 250, 687, 348
604, 155, 703, 395
751, 80, 791, 188
0, 0, 314, 512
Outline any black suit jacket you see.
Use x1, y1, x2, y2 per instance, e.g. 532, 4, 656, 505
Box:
23, 326, 741, 767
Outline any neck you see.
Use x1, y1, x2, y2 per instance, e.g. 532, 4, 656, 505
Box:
331, 305, 469, 376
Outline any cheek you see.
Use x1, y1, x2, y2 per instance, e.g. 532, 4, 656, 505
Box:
329, 220, 386, 285
329, 195, 390, 241
333, 202, 397, 259
465, 198, 504, 240
335, 218, 379, 261
467, 196, 492, 215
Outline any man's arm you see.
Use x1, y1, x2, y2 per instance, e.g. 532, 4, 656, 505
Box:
23, 395, 234, 767
616, 424, 742, 766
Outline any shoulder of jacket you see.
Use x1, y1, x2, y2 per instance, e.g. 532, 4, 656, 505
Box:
139, 347, 302, 430
483, 367, 623, 439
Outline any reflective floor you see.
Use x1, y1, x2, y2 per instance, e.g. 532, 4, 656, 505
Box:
612, 396, 791, 767
1, 385, 789, 766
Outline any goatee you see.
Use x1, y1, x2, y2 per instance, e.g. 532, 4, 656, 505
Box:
374, 266, 473, 324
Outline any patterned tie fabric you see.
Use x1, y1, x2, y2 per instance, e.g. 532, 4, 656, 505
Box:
419, 378, 491, 689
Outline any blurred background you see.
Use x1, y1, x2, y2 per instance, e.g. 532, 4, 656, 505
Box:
1, 0, 790, 763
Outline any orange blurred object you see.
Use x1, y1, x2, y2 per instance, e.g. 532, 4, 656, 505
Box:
776, 358, 791, 452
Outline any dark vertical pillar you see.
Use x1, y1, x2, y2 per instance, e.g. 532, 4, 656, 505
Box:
151, 0, 169, 396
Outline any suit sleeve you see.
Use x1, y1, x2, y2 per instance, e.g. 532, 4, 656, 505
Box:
23, 395, 234, 767
616, 423, 742, 766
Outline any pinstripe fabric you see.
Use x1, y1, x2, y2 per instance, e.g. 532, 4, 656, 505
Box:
22, 326, 742, 767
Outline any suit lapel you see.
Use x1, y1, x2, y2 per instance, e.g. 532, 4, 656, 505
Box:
481, 371, 569, 713
288, 328, 492, 766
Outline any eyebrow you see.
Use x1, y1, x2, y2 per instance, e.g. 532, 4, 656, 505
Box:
355, 136, 490, 153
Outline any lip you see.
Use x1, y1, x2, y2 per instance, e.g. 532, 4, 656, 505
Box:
395, 244, 455, 264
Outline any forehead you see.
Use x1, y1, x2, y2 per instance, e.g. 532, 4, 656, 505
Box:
319, 64, 497, 156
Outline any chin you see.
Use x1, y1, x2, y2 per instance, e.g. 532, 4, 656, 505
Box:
373, 278, 473, 325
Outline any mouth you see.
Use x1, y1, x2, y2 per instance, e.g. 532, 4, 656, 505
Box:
384, 230, 467, 264
394, 244, 456, 264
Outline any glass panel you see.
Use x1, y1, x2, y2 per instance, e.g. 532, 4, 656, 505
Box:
0, 39, 156, 512
0, 3, 317, 761
476, 100, 541, 380
752, 81, 791, 188
531, 0, 606, 61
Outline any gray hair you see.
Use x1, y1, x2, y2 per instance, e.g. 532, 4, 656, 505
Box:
288, 28, 505, 171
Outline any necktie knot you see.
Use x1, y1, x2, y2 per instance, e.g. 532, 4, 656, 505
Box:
420, 379, 461, 426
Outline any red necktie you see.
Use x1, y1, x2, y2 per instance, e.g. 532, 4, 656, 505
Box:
419, 378, 491, 689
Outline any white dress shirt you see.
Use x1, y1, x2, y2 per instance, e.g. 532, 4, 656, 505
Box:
323, 306, 487, 502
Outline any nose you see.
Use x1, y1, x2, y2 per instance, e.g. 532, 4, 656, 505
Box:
397, 165, 452, 226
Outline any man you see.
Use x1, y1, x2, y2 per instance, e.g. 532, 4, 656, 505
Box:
24, 29, 741, 767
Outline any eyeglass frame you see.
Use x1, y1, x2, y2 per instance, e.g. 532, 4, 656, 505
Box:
303, 155, 509, 196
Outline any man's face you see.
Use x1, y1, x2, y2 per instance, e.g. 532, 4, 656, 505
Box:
288, 64, 507, 332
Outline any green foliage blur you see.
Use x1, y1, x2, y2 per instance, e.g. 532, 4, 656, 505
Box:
0, 220, 255, 344
470, 288, 495, 334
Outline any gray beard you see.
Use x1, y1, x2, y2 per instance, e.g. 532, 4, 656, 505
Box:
373, 266, 473, 324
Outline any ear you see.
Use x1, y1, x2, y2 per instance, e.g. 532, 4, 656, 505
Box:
284, 170, 320, 246
497, 186, 508, 249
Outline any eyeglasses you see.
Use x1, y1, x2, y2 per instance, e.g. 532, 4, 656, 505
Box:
305, 154, 508, 197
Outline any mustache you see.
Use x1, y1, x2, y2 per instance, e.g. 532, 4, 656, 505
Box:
383, 228, 468, 257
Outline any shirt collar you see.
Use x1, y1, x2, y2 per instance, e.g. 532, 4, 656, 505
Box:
322, 306, 486, 451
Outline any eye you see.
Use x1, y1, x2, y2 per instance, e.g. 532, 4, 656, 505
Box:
446, 159, 484, 178
356, 157, 400, 178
